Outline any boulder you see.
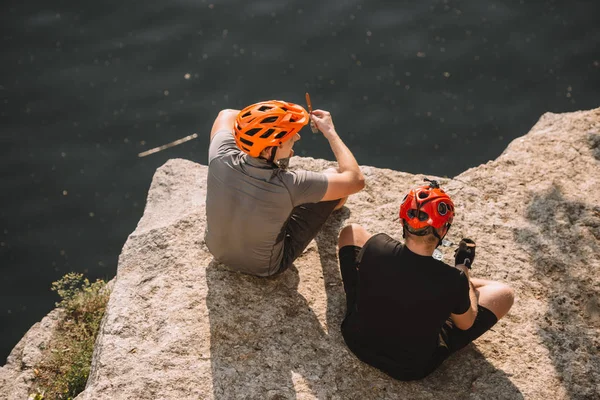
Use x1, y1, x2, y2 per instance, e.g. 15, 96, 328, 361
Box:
0, 309, 63, 400
3, 108, 599, 399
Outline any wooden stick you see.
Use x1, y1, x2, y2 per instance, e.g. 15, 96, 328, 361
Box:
137, 133, 198, 157
305, 92, 319, 133
305, 92, 313, 113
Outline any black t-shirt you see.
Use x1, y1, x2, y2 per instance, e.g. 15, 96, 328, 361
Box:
341, 233, 471, 379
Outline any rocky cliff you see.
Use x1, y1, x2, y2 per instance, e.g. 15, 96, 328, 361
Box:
2, 108, 599, 399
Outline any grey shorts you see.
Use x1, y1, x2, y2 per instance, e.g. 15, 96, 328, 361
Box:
272, 199, 340, 275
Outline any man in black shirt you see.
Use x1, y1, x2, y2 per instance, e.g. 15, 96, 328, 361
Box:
337, 179, 514, 380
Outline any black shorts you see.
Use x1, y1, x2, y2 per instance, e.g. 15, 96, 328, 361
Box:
272, 199, 340, 275
338, 245, 362, 313
437, 305, 498, 355
338, 244, 499, 378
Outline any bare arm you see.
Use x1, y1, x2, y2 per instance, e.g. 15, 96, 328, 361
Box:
449, 265, 478, 330
310, 109, 365, 201
210, 109, 239, 141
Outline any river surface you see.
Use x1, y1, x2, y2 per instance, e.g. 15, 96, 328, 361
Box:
1, 0, 599, 361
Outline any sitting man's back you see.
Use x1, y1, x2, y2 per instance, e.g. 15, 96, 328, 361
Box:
337, 179, 515, 380
206, 100, 364, 276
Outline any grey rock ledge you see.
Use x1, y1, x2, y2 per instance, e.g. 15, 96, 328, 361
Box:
2, 108, 599, 400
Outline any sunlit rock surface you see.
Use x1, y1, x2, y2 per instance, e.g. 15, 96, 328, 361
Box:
2, 108, 599, 400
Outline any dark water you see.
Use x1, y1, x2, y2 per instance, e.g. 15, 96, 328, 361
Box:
1, 0, 598, 362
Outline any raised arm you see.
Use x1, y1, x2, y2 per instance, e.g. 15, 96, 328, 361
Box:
210, 109, 240, 141
310, 109, 365, 201
449, 265, 478, 330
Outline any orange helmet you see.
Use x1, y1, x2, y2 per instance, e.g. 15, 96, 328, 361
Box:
234, 100, 309, 157
399, 179, 455, 231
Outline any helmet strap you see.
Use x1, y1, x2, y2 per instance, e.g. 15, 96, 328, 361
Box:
267, 145, 291, 170
274, 157, 290, 170
432, 223, 451, 247
259, 146, 280, 169
404, 221, 450, 248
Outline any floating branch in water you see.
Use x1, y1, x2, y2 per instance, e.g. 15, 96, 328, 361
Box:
137, 133, 198, 157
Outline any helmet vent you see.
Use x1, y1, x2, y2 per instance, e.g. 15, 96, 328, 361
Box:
241, 111, 252, 118
245, 128, 261, 137
418, 191, 430, 199
239, 137, 253, 146
438, 202, 448, 215
274, 131, 287, 139
262, 116, 278, 123
408, 209, 429, 222
260, 128, 275, 138
258, 105, 273, 112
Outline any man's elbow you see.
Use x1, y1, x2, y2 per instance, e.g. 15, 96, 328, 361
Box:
352, 172, 365, 193
211, 109, 239, 139
218, 109, 239, 118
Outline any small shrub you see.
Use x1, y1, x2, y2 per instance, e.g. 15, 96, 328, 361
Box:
31, 273, 110, 400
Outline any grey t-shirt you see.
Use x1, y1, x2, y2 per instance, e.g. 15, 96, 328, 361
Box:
205, 130, 328, 276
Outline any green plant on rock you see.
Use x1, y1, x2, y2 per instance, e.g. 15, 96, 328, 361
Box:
31, 272, 110, 400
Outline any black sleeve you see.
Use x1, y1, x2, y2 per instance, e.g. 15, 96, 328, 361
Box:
452, 271, 471, 315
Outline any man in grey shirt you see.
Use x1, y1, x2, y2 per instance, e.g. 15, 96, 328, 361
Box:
205, 100, 365, 276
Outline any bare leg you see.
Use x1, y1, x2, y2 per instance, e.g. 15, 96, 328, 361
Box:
471, 277, 514, 320
334, 196, 348, 210
338, 224, 372, 249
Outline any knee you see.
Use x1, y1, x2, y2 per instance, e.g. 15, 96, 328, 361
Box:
338, 225, 355, 248
338, 223, 370, 249
492, 282, 515, 318
502, 284, 515, 308
494, 281, 514, 298
334, 196, 348, 210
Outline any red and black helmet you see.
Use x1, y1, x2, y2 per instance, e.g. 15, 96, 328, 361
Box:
399, 179, 455, 231
234, 100, 309, 157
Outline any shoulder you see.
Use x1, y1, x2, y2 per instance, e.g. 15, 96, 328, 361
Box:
211, 129, 235, 145
209, 130, 240, 163
279, 169, 327, 186
364, 233, 399, 250
432, 258, 465, 283
210, 109, 239, 140
356, 233, 403, 273
360, 233, 401, 259
274, 169, 329, 206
